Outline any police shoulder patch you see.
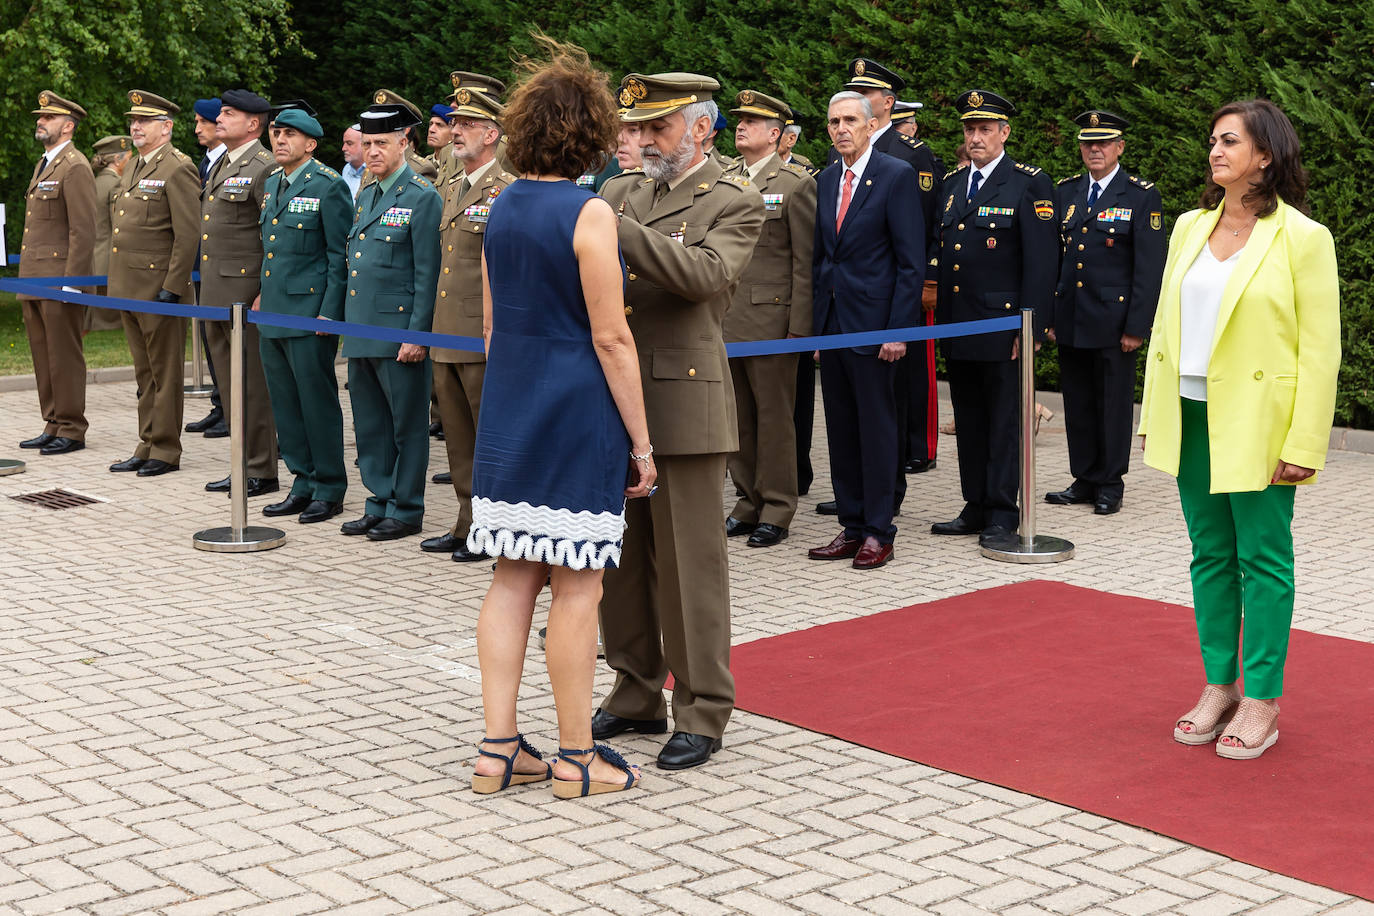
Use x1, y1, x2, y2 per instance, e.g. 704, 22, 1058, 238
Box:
1014, 162, 1042, 176
1129, 174, 1155, 189
1058, 173, 1082, 186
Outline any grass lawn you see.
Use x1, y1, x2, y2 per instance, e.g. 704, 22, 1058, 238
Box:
0, 290, 137, 375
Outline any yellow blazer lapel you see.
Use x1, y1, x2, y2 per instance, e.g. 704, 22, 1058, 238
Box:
1211, 206, 1282, 354
1163, 206, 1221, 358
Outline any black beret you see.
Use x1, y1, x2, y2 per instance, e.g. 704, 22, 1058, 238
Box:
220, 88, 272, 114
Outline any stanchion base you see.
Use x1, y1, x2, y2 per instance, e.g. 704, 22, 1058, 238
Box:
980, 533, 1075, 564
0, 458, 26, 476
184, 384, 215, 398
192, 525, 287, 553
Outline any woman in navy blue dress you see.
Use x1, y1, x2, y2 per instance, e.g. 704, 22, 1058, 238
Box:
468, 39, 655, 799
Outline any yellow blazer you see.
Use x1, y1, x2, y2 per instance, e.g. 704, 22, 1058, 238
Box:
1138, 200, 1340, 492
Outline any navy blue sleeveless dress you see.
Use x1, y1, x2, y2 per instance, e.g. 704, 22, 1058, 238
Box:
467, 179, 630, 570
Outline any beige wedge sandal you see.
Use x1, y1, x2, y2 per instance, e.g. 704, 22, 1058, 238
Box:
1174, 684, 1241, 745
1216, 697, 1279, 759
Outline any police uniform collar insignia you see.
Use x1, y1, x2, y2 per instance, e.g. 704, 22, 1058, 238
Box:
697, 182, 710, 190
968, 91, 983, 108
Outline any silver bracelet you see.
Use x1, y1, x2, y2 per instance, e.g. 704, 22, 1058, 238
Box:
630, 445, 654, 462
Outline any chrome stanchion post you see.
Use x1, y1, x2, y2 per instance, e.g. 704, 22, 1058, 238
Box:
193, 302, 285, 552
185, 316, 213, 397
0, 458, 25, 476
980, 307, 1074, 563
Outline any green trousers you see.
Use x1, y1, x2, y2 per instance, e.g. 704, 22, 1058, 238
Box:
260, 334, 347, 502
347, 356, 431, 525
1176, 397, 1295, 699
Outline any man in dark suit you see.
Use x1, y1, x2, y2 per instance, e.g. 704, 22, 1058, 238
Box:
807, 91, 924, 570
1046, 110, 1165, 515
931, 90, 1058, 546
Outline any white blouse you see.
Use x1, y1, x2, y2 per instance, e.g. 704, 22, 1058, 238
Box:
1178, 244, 1242, 401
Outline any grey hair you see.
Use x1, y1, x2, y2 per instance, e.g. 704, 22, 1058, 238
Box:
828, 91, 873, 120
783, 123, 802, 139
682, 100, 719, 134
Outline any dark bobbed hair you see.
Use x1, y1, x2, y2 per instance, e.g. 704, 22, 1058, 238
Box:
1201, 99, 1308, 216
503, 35, 617, 180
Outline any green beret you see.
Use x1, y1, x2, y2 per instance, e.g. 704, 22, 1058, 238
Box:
273, 106, 323, 139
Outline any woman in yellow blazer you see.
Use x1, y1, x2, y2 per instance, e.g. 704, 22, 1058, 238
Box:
1138, 99, 1339, 760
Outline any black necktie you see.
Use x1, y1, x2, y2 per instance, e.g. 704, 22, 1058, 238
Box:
199, 154, 211, 186
1087, 181, 1101, 209
34, 153, 48, 178
967, 169, 983, 203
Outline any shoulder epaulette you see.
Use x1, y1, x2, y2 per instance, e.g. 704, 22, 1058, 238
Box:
171, 147, 191, 161
782, 161, 811, 178
1014, 162, 1042, 176
639, 176, 654, 186
1058, 173, 1082, 186
253, 149, 275, 163
315, 163, 340, 180
943, 168, 961, 180
498, 171, 515, 182
1129, 174, 1155, 189
898, 134, 924, 150
410, 174, 434, 190
717, 173, 752, 189
268, 166, 283, 176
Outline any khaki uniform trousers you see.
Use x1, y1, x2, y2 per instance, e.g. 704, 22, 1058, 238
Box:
433, 361, 485, 538
728, 353, 800, 528
23, 298, 88, 440
205, 318, 278, 477
600, 452, 735, 739
122, 311, 186, 463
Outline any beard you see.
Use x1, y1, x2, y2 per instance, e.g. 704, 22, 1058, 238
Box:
641, 129, 695, 182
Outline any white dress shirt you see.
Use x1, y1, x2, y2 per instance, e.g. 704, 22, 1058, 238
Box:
966, 151, 1005, 200
1085, 163, 1120, 205
835, 142, 874, 215
1178, 243, 1243, 400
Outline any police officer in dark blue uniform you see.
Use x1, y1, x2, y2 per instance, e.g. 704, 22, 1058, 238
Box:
931, 89, 1058, 546
1045, 109, 1165, 515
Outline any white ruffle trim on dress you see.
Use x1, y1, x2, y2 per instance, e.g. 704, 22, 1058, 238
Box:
468, 497, 626, 570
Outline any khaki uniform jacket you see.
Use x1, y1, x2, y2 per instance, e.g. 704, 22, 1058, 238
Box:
432, 163, 515, 364
723, 154, 816, 341
615, 158, 765, 455
599, 168, 641, 211
18, 144, 97, 300
200, 144, 276, 307
92, 166, 122, 277
108, 143, 199, 302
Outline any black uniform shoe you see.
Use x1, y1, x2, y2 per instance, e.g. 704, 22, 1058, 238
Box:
1094, 497, 1122, 515
452, 543, 487, 562
263, 494, 312, 517
591, 709, 668, 740
978, 524, 1015, 547
904, 457, 936, 473
109, 456, 146, 472
136, 459, 178, 477
746, 523, 788, 547
1044, 485, 1096, 505
431, 471, 452, 484
656, 732, 723, 770
815, 500, 838, 515
298, 500, 343, 524
428, 421, 443, 438
207, 476, 279, 497
341, 514, 384, 535
420, 532, 462, 553
185, 410, 224, 433
366, 518, 421, 541
724, 516, 757, 537
19, 433, 55, 449
931, 517, 983, 536
39, 437, 84, 455
202, 421, 229, 438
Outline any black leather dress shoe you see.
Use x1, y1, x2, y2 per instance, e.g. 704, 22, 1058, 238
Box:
341, 514, 384, 535
136, 459, 178, 477
263, 494, 312, 517
452, 543, 487, 562
428, 421, 443, 438
816, 500, 838, 515
202, 421, 229, 439
185, 410, 223, 433
1045, 486, 1096, 505
366, 518, 422, 541
931, 517, 983, 535
746, 523, 787, 547
591, 709, 668, 741
725, 516, 757, 537
1094, 497, 1122, 515
206, 476, 279, 497
431, 471, 452, 484
978, 524, 1015, 547
109, 456, 146, 472
656, 732, 723, 770
904, 457, 937, 473
298, 500, 343, 524
20, 433, 55, 449
39, 437, 84, 455
420, 532, 461, 553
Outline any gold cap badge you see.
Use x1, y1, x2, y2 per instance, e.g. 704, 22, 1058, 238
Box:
38, 92, 49, 107
739, 90, 754, 106
451, 73, 462, 88
374, 90, 386, 104
1089, 112, 1100, 127
454, 88, 471, 105
130, 91, 143, 105
968, 91, 983, 108
854, 60, 866, 76
625, 78, 647, 101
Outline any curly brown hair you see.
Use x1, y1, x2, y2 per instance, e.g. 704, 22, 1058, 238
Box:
503, 35, 618, 179
1200, 99, 1309, 217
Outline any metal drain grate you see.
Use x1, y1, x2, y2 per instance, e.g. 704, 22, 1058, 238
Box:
9, 488, 104, 510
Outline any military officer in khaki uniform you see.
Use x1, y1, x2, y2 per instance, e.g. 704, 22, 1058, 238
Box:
359, 90, 440, 186
446, 71, 514, 181
107, 90, 200, 477
721, 90, 816, 547
420, 81, 515, 561
87, 135, 133, 333
17, 91, 98, 455
200, 89, 281, 496
593, 73, 765, 771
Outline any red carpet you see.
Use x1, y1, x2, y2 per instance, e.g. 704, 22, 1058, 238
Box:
732, 581, 1374, 901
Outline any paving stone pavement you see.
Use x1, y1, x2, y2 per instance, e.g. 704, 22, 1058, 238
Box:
2, 373, 1373, 916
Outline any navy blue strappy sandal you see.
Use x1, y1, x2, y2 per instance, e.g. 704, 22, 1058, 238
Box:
552, 744, 641, 799
471, 735, 552, 794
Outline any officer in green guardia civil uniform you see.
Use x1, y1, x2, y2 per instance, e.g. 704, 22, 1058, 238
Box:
253, 105, 354, 525
322, 102, 442, 541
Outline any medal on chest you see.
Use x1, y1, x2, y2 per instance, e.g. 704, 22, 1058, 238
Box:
380, 206, 413, 227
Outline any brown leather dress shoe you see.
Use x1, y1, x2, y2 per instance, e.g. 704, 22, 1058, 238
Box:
808, 532, 863, 560
852, 536, 893, 570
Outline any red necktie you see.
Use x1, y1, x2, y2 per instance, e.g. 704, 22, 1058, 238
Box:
836, 169, 854, 232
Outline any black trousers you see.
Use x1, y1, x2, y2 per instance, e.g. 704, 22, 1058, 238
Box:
1058, 344, 1138, 502
947, 358, 1020, 531
794, 353, 815, 497
820, 348, 899, 543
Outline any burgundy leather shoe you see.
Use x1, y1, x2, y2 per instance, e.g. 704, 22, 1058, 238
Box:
852, 537, 893, 569
808, 532, 863, 560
